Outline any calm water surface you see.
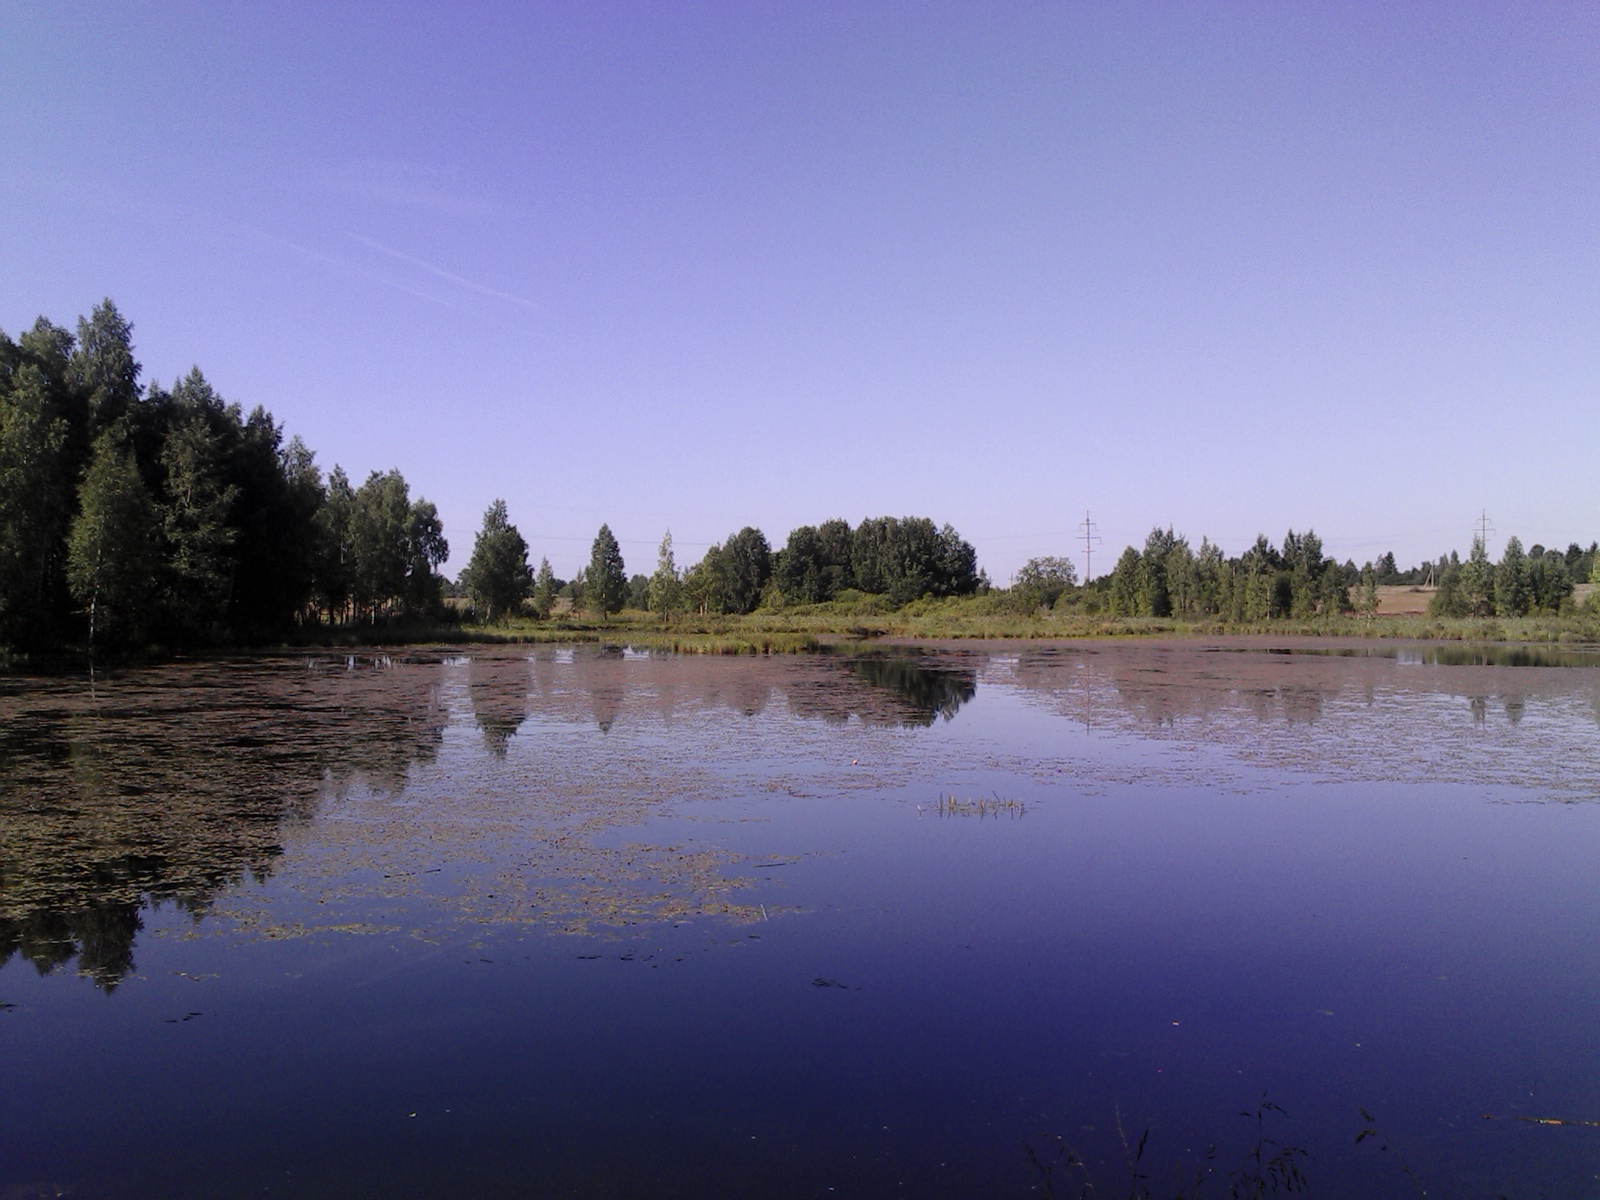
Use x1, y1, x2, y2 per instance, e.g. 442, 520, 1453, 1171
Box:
2, 642, 1598, 1198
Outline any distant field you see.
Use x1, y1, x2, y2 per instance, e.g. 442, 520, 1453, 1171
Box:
1375, 585, 1433, 615
1376, 583, 1594, 615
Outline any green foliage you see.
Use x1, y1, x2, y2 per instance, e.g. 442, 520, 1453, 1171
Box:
1357, 564, 1379, 617
647, 530, 682, 613
461, 499, 531, 622
1011, 556, 1077, 609
1525, 549, 1572, 613
157, 381, 243, 638
67, 428, 157, 647
586, 523, 627, 616
718, 526, 772, 614
0, 362, 72, 649
1494, 535, 1531, 616
626, 573, 650, 610
1460, 535, 1495, 617
1429, 551, 1467, 617
69, 300, 140, 437
1138, 527, 1177, 616
349, 470, 411, 618
531, 556, 557, 618
775, 518, 858, 604
849, 516, 977, 605
332, 468, 448, 622
1109, 546, 1142, 615
682, 545, 723, 615
314, 466, 356, 619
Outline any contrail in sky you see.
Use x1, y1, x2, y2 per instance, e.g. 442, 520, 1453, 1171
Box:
349, 234, 541, 309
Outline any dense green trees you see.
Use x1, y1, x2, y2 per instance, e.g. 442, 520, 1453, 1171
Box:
1011, 557, 1077, 609
769, 516, 976, 607
586, 524, 627, 616
1428, 535, 1581, 618
1102, 528, 1350, 620
461, 500, 531, 621
0, 302, 448, 653
681, 529, 769, 615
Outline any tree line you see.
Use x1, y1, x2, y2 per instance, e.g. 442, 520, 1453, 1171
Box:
460, 512, 984, 621
1035, 528, 1598, 621
6, 303, 1594, 654
1, 302, 448, 653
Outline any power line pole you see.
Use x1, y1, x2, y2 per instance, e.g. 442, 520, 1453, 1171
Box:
1079, 510, 1102, 582
1474, 509, 1495, 554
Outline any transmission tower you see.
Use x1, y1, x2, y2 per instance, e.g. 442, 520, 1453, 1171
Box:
1474, 509, 1495, 553
1079, 510, 1102, 582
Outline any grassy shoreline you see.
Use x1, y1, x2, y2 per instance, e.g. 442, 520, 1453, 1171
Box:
282, 598, 1600, 653
8, 599, 1599, 672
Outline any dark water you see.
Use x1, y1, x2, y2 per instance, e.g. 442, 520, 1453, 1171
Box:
2, 643, 1598, 1199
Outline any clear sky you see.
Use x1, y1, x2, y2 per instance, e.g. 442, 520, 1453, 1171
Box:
4, 1, 1596, 581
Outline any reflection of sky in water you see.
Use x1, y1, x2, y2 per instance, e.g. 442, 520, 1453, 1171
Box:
1, 644, 1598, 1199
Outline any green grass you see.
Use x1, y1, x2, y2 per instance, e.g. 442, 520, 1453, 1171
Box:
281, 596, 1600, 652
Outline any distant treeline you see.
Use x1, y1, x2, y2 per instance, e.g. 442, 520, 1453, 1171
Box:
1077, 528, 1597, 621
459, 514, 983, 622
5, 303, 1596, 655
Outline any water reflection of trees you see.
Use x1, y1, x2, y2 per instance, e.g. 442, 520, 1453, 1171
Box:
1001, 643, 1600, 795
842, 657, 977, 726
467, 656, 529, 754
507, 649, 962, 732
0, 655, 447, 990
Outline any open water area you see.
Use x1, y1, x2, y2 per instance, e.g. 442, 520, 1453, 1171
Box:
2, 640, 1599, 1199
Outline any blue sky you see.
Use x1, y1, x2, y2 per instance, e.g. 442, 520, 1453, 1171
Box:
4, 2, 1596, 581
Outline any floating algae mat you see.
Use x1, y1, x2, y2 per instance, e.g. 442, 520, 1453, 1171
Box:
2, 643, 1599, 1198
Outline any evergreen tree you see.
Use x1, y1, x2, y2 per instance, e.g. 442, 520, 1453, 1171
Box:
531, 557, 557, 618
1108, 546, 1142, 615
647, 530, 682, 613
1358, 564, 1379, 618
1429, 551, 1468, 617
1526, 550, 1572, 613
1317, 560, 1352, 615
67, 429, 157, 647
1460, 536, 1495, 617
1494, 536, 1530, 616
461, 499, 531, 622
586, 523, 627, 616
